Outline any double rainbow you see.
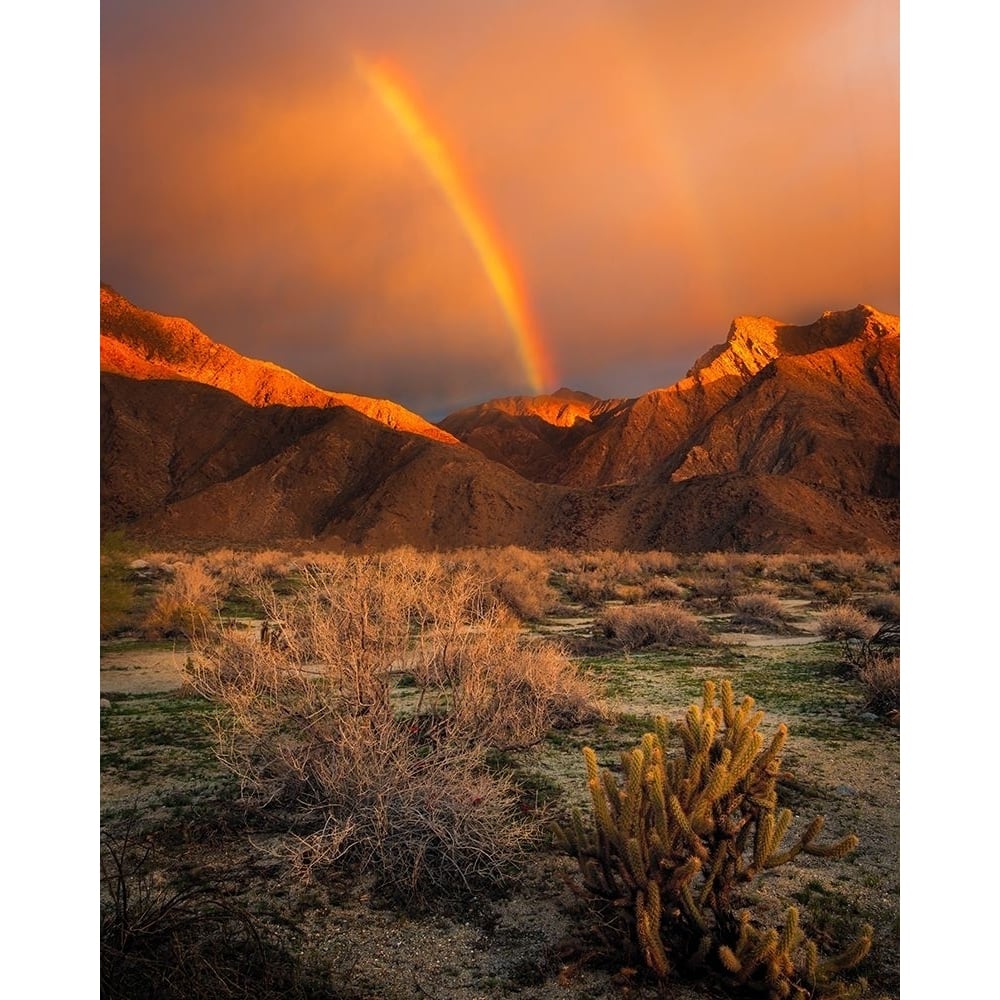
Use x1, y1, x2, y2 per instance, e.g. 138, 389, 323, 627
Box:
356, 57, 556, 395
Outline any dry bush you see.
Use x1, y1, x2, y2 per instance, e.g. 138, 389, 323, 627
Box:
614, 583, 646, 604
144, 559, 223, 638
863, 549, 899, 574
435, 624, 605, 748
641, 575, 685, 601
291, 715, 534, 899
856, 653, 900, 715
679, 573, 740, 601
731, 592, 788, 629
818, 551, 868, 582
298, 550, 348, 574
240, 549, 298, 581
811, 579, 856, 604
450, 546, 557, 621
699, 550, 739, 573
759, 555, 814, 584
865, 594, 900, 622
189, 553, 602, 898
571, 550, 644, 585
564, 570, 619, 607
636, 550, 680, 575
817, 605, 879, 643
597, 603, 710, 650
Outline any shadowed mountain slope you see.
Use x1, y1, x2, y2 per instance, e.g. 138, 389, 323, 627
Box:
101, 372, 563, 548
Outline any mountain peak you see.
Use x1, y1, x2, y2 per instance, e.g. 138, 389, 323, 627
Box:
685, 304, 898, 385
100, 287, 457, 444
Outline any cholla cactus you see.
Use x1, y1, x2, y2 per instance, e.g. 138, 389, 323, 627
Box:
554, 680, 872, 998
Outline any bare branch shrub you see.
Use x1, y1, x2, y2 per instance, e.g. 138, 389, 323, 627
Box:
636, 550, 679, 575
188, 552, 602, 899
597, 603, 710, 650
699, 550, 736, 573
759, 554, 814, 584
294, 714, 535, 899
144, 559, 223, 638
434, 620, 605, 748
863, 549, 899, 574
817, 605, 879, 643
731, 592, 788, 629
642, 575, 685, 600
865, 594, 900, 622
818, 551, 868, 582
449, 546, 556, 621
679, 572, 739, 601
856, 653, 900, 715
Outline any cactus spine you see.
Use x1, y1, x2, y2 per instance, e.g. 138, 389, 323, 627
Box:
554, 679, 872, 999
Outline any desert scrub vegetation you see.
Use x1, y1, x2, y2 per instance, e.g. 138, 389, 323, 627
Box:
731, 593, 790, 631
817, 605, 879, 644
188, 552, 603, 901
864, 594, 900, 622
101, 816, 332, 1000
596, 602, 710, 651
101, 531, 139, 637
447, 545, 557, 621
855, 652, 900, 716
554, 680, 872, 998
144, 558, 224, 638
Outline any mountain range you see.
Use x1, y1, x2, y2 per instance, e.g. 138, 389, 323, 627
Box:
100, 286, 899, 552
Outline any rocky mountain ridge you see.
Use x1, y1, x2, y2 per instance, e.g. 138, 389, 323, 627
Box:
101, 286, 456, 444
100, 289, 899, 552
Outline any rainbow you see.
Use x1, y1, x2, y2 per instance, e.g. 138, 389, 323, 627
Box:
356, 56, 556, 395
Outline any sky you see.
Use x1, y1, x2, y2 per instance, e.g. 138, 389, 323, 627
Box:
101, 0, 899, 417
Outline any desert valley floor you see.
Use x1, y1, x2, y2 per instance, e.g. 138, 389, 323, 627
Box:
100, 547, 899, 1000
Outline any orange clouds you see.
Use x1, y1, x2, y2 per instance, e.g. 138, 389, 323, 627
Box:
101, 0, 899, 414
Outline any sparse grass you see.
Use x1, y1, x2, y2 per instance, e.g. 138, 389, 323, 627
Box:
100, 691, 225, 785
101, 530, 145, 637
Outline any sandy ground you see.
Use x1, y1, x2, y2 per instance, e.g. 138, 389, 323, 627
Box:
100, 643, 192, 694
100, 614, 898, 999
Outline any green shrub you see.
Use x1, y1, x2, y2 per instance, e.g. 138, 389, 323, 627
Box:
100, 531, 139, 637
554, 680, 872, 998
